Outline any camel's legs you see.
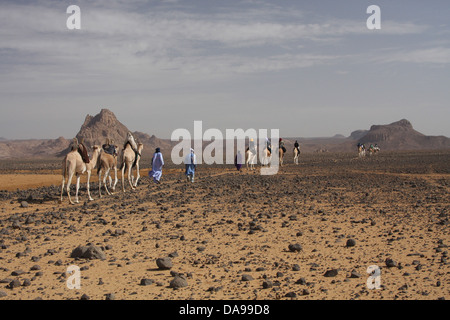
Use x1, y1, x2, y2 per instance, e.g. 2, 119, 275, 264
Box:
103, 168, 111, 195
127, 164, 134, 190
98, 169, 103, 198
133, 162, 140, 187
112, 167, 118, 192
87, 171, 93, 201
61, 177, 65, 203
67, 171, 75, 205
75, 174, 80, 204
121, 164, 126, 192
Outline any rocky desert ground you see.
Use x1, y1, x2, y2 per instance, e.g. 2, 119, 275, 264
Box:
0, 150, 448, 301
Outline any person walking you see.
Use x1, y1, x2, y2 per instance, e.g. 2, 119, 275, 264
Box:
184, 148, 197, 183
148, 147, 164, 184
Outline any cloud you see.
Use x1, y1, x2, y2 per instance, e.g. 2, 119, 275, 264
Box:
375, 47, 450, 64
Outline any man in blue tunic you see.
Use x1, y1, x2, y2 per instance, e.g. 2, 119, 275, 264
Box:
184, 148, 197, 183
148, 147, 164, 184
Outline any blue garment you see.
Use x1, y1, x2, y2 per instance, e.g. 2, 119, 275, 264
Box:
148, 152, 164, 183
184, 151, 196, 182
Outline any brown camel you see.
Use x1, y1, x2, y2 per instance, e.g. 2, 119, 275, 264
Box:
60, 145, 101, 204
98, 145, 118, 198
279, 147, 284, 167
120, 142, 144, 192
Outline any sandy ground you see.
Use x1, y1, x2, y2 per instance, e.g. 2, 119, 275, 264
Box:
0, 151, 449, 300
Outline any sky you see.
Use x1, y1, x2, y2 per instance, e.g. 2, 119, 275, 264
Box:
0, 0, 449, 139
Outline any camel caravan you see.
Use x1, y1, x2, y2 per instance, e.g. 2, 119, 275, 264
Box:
61, 134, 304, 204
61, 132, 143, 204
357, 143, 380, 158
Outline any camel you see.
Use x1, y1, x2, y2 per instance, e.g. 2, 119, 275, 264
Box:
60, 145, 102, 205
98, 145, 118, 198
261, 147, 271, 167
120, 139, 144, 192
293, 147, 300, 165
245, 148, 257, 171
279, 147, 284, 167
358, 144, 366, 158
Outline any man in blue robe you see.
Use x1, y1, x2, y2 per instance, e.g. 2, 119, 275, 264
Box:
148, 147, 164, 183
184, 148, 196, 183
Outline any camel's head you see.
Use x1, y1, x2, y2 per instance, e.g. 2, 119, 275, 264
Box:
91, 145, 101, 153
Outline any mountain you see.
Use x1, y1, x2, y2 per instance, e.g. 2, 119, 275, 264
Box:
69, 108, 173, 157
0, 115, 448, 159
0, 137, 70, 159
354, 119, 450, 150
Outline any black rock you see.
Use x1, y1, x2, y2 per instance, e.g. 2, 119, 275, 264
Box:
140, 278, 154, 286
285, 292, 296, 298
70, 245, 106, 260
349, 270, 361, 278
385, 258, 398, 268
241, 274, 254, 281
105, 293, 115, 300
169, 276, 188, 288
156, 257, 173, 270
346, 239, 356, 247
8, 279, 21, 289
262, 280, 273, 289
324, 269, 338, 277
288, 243, 302, 252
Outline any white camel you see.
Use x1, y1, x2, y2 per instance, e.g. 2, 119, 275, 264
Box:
120, 133, 143, 191
246, 148, 257, 171
293, 147, 300, 165
61, 144, 101, 204
261, 147, 272, 167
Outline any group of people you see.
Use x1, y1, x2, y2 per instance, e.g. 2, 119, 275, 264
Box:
148, 137, 300, 183
148, 147, 197, 184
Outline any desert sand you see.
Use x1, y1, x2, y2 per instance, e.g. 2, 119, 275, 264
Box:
0, 150, 448, 300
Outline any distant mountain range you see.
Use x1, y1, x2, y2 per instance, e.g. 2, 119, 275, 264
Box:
0, 110, 448, 159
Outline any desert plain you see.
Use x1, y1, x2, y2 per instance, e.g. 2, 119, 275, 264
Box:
0, 150, 448, 300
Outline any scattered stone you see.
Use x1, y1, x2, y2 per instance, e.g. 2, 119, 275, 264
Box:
324, 269, 339, 277
8, 279, 21, 289
262, 280, 273, 289
288, 243, 302, 252
346, 239, 356, 247
156, 257, 173, 270
105, 293, 115, 300
385, 258, 398, 268
170, 276, 188, 289
241, 274, 254, 281
349, 270, 361, 278
70, 245, 106, 260
140, 279, 154, 286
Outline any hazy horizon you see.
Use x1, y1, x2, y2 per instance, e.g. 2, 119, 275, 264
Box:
1, 0, 449, 140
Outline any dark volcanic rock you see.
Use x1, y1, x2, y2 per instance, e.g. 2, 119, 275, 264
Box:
170, 275, 188, 288
288, 243, 302, 252
156, 257, 173, 270
346, 239, 356, 247
70, 245, 106, 260
385, 258, 398, 268
324, 269, 339, 277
